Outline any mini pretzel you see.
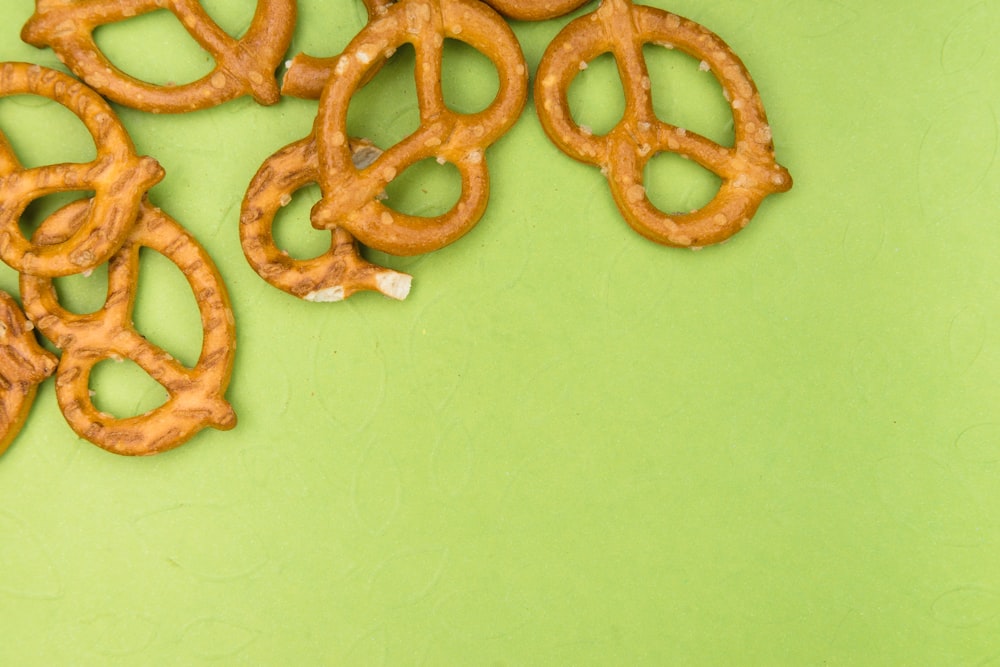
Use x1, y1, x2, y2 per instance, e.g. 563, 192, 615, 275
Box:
21, 198, 237, 456
0, 62, 164, 276
0, 291, 58, 457
534, 0, 792, 247
21, 0, 297, 113
302, 0, 528, 256
482, 0, 591, 22
240, 135, 412, 301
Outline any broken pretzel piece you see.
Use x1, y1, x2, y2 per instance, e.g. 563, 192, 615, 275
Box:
240, 135, 412, 302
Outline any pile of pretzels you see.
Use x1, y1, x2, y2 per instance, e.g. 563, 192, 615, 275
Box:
1, 0, 791, 456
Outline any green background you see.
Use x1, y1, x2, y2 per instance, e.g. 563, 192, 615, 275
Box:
2, 0, 999, 664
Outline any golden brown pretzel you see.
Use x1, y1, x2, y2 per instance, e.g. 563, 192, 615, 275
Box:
481, 0, 591, 22
21, 0, 297, 113
0, 62, 164, 276
21, 198, 237, 456
301, 0, 528, 256
0, 291, 58, 457
240, 135, 412, 301
534, 0, 791, 247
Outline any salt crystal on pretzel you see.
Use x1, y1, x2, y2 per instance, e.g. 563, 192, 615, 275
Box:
534, 0, 792, 248
0, 62, 163, 276
21, 0, 297, 113
21, 198, 237, 456
0, 291, 58, 457
240, 135, 413, 301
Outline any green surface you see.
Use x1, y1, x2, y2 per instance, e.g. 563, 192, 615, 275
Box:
1, 0, 999, 664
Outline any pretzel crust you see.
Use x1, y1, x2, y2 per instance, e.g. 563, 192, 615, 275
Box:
305, 0, 529, 256
0, 62, 164, 276
21, 0, 297, 113
240, 135, 412, 301
534, 0, 791, 247
0, 291, 58, 457
21, 198, 237, 456
482, 0, 591, 22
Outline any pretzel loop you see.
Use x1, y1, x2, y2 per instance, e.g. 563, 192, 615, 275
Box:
308, 0, 528, 256
535, 0, 791, 247
0, 63, 164, 276
21, 0, 297, 112
21, 199, 237, 456
240, 135, 412, 302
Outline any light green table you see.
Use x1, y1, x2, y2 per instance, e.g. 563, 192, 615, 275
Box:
1, 0, 998, 664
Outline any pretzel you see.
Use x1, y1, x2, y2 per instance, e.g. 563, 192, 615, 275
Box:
534, 0, 792, 248
298, 0, 528, 256
240, 135, 412, 301
20, 198, 237, 456
21, 0, 297, 113
0, 291, 58, 457
0, 62, 164, 277
482, 0, 591, 22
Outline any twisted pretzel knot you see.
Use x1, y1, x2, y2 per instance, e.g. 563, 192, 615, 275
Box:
0, 291, 57, 457
535, 0, 791, 247
21, 0, 297, 113
240, 135, 412, 302
0, 62, 163, 277
303, 0, 529, 256
21, 198, 237, 456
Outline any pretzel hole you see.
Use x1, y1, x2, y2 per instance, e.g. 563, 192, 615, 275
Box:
271, 183, 331, 260
89, 358, 168, 420
93, 10, 215, 87
567, 52, 626, 136
19, 191, 96, 243
0, 95, 97, 168
347, 43, 420, 150
643, 151, 722, 215
131, 248, 203, 370
51, 261, 109, 316
198, 0, 256, 38
642, 45, 734, 147
383, 159, 462, 217
440, 39, 501, 115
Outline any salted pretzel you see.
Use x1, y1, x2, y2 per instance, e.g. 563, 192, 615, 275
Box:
482, 0, 591, 22
20, 198, 237, 456
21, 0, 297, 113
240, 135, 412, 301
0, 291, 58, 457
292, 0, 528, 256
534, 0, 792, 247
0, 62, 163, 276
